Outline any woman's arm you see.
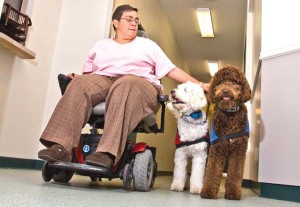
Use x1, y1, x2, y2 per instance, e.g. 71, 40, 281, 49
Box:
167, 67, 209, 92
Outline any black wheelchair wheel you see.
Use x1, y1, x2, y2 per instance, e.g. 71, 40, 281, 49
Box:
42, 162, 54, 182
133, 149, 154, 192
150, 161, 157, 188
90, 175, 100, 182
53, 170, 74, 183
123, 163, 133, 190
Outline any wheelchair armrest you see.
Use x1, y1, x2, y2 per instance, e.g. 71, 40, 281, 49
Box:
58, 74, 72, 95
157, 94, 169, 103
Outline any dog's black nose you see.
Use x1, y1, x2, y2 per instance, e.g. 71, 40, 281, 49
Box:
222, 89, 230, 95
171, 90, 175, 95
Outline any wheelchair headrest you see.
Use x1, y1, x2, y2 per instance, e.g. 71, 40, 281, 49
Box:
137, 30, 149, 38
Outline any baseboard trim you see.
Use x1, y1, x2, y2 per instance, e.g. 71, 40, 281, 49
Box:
242, 179, 260, 189
157, 171, 173, 176
0, 156, 44, 170
260, 182, 300, 203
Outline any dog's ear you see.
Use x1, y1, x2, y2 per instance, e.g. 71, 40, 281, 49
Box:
233, 68, 252, 102
207, 76, 217, 103
190, 93, 207, 110
241, 75, 252, 102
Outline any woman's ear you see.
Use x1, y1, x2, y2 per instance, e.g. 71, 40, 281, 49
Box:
112, 19, 119, 29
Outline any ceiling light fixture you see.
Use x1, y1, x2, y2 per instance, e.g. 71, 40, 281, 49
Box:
208, 60, 219, 76
196, 8, 214, 37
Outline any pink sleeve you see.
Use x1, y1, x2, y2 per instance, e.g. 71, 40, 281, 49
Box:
152, 44, 176, 79
82, 50, 96, 73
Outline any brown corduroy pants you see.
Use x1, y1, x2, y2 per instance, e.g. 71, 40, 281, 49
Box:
40, 74, 160, 162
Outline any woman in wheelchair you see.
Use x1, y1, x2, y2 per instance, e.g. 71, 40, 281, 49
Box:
38, 4, 209, 170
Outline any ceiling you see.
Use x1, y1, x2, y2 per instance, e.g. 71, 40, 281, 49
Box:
159, 0, 248, 82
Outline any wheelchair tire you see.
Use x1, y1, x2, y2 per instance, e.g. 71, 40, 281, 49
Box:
150, 161, 157, 188
53, 170, 74, 183
42, 162, 54, 182
123, 163, 133, 190
133, 149, 154, 192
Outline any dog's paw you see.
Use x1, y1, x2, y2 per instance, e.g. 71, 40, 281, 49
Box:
200, 189, 218, 199
170, 182, 184, 192
225, 188, 241, 200
190, 185, 202, 194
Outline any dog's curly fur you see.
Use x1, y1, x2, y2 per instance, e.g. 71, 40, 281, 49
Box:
200, 65, 251, 200
167, 81, 208, 194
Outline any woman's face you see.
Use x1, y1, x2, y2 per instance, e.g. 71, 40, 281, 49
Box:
114, 10, 139, 40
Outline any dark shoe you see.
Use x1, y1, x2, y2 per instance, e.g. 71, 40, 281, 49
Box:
38, 144, 71, 162
85, 152, 114, 169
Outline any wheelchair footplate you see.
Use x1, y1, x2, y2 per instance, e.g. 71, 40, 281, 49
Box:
47, 161, 110, 176
42, 160, 113, 183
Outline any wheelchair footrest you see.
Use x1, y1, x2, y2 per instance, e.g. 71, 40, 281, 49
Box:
48, 161, 110, 176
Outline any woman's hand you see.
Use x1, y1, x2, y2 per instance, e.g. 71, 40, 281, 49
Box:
167, 67, 210, 92
200, 82, 210, 92
67, 73, 78, 79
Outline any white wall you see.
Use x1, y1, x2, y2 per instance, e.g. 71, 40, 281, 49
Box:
261, 0, 300, 53
259, 50, 300, 186
0, 0, 4, 11
258, 0, 300, 186
41, 0, 114, 138
0, 0, 64, 159
0, 0, 113, 159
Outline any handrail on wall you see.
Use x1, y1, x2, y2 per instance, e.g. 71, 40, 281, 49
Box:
251, 59, 262, 103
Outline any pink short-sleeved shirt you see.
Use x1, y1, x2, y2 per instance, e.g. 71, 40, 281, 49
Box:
82, 37, 176, 90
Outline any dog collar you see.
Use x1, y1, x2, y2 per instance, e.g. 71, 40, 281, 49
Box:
189, 111, 203, 119
182, 116, 207, 126
219, 106, 240, 113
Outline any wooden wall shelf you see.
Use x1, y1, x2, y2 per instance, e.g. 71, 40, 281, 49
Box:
0, 32, 36, 59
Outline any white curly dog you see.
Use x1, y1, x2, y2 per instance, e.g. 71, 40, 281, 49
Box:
168, 81, 209, 194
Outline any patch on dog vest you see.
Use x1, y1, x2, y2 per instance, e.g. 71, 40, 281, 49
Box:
210, 120, 249, 144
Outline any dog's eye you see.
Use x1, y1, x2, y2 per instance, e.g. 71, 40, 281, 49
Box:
184, 88, 187, 92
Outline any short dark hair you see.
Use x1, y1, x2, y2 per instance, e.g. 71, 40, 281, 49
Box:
112, 4, 138, 31
112, 4, 138, 20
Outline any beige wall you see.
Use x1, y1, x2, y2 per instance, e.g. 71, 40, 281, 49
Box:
243, 0, 262, 181
113, 0, 189, 172
0, 0, 64, 159
0, 0, 113, 159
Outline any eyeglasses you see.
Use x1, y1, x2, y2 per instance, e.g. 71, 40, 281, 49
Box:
119, 17, 140, 25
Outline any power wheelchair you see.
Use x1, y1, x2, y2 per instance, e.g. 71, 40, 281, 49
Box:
41, 74, 169, 192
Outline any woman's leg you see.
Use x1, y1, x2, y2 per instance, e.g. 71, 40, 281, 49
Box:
93, 75, 160, 164
39, 74, 112, 154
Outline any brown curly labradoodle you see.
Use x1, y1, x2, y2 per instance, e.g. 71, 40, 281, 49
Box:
200, 65, 251, 200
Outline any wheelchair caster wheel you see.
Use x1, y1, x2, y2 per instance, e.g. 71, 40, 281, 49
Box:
123, 162, 133, 190
53, 170, 74, 183
90, 175, 100, 182
133, 149, 154, 192
42, 162, 54, 182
